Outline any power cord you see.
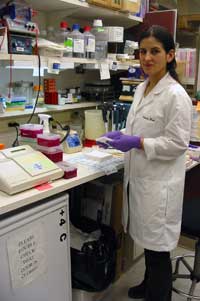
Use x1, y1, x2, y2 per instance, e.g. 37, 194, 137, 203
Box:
26, 51, 41, 124
8, 122, 19, 147
50, 118, 70, 144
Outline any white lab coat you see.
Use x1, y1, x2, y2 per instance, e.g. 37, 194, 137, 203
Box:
123, 73, 192, 251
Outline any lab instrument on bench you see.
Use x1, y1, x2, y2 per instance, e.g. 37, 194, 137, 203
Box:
0, 145, 64, 195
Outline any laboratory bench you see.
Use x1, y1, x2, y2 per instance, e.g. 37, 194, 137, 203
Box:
0, 151, 198, 218
0, 150, 123, 301
0, 152, 123, 217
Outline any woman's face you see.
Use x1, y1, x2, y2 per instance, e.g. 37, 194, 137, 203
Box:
139, 36, 174, 81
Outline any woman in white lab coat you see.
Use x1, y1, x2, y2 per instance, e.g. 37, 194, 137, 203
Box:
102, 25, 192, 300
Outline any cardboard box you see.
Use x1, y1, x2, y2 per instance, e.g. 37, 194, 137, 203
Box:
108, 0, 122, 10
121, 0, 141, 13
87, 0, 109, 8
110, 182, 124, 234
178, 235, 196, 251
114, 231, 125, 280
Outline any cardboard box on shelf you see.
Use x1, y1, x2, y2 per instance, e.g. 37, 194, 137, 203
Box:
87, 0, 109, 8
88, 0, 123, 10
121, 0, 141, 13
108, 0, 122, 10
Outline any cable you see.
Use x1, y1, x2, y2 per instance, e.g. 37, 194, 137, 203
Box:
12, 125, 19, 147
27, 28, 41, 124
60, 125, 70, 144
8, 122, 19, 147
50, 118, 70, 144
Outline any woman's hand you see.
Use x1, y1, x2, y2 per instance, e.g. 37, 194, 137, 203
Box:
107, 134, 142, 152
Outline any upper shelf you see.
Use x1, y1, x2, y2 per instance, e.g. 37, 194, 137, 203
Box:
28, 0, 142, 28
0, 102, 100, 119
0, 54, 140, 71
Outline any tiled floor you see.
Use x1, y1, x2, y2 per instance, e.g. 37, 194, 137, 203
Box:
100, 247, 200, 301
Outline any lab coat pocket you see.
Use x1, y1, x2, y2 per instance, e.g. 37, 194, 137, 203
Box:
165, 180, 184, 223
134, 178, 167, 227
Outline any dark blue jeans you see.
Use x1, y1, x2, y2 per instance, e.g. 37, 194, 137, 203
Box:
144, 249, 172, 301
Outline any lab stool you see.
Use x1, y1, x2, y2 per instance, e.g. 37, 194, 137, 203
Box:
172, 198, 200, 300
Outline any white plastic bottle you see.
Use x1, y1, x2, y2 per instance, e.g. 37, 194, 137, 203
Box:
47, 26, 56, 42
83, 25, 95, 59
56, 21, 69, 45
40, 29, 47, 39
56, 21, 72, 57
70, 24, 85, 58
91, 19, 108, 60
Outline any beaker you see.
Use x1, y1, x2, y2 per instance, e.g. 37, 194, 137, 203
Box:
84, 109, 106, 140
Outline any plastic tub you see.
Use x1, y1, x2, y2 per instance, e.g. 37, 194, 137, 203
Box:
37, 133, 60, 147
57, 161, 77, 179
37, 145, 63, 162
20, 124, 43, 138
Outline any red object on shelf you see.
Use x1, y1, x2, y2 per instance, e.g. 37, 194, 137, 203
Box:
44, 92, 58, 104
43, 78, 57, 92
83, 139, 97, 147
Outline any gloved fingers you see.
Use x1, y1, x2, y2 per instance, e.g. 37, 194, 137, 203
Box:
107, 139, 120, 150
96, 141, 109, 149
102, 130, 122, 139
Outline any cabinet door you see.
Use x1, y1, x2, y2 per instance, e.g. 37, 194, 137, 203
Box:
144, 10, 177, 40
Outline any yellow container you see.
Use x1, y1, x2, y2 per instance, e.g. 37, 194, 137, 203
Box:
121, 0, 141, 13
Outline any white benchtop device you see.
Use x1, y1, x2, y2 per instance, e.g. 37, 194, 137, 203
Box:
0, 145, 64, 195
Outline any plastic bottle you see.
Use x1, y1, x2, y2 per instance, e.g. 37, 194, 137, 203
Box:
55, 21, 72, 57
83, 26, 95, 59
33, 85, 44, 106
40, 29, 47, 39
91, 19, 108, 60
47, 26, 56, 42
56, 21, 69, 45
70, 24, 85, 58
0, 96, 6, 113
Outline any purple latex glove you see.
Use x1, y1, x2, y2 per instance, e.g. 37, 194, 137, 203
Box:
107, 134, 141, 152
96, 131, 122, 148
102, 130, 122, 139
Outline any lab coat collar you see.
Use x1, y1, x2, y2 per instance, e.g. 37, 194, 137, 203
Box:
131, 73, 175, 120
147, 72, 175, 95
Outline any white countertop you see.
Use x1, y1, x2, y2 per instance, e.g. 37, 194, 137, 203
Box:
0, 152, 123, 217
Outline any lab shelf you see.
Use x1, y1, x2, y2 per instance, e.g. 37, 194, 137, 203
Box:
30, 0, 142, 28
0, 54, 140, 71
0, 102, 100, 119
